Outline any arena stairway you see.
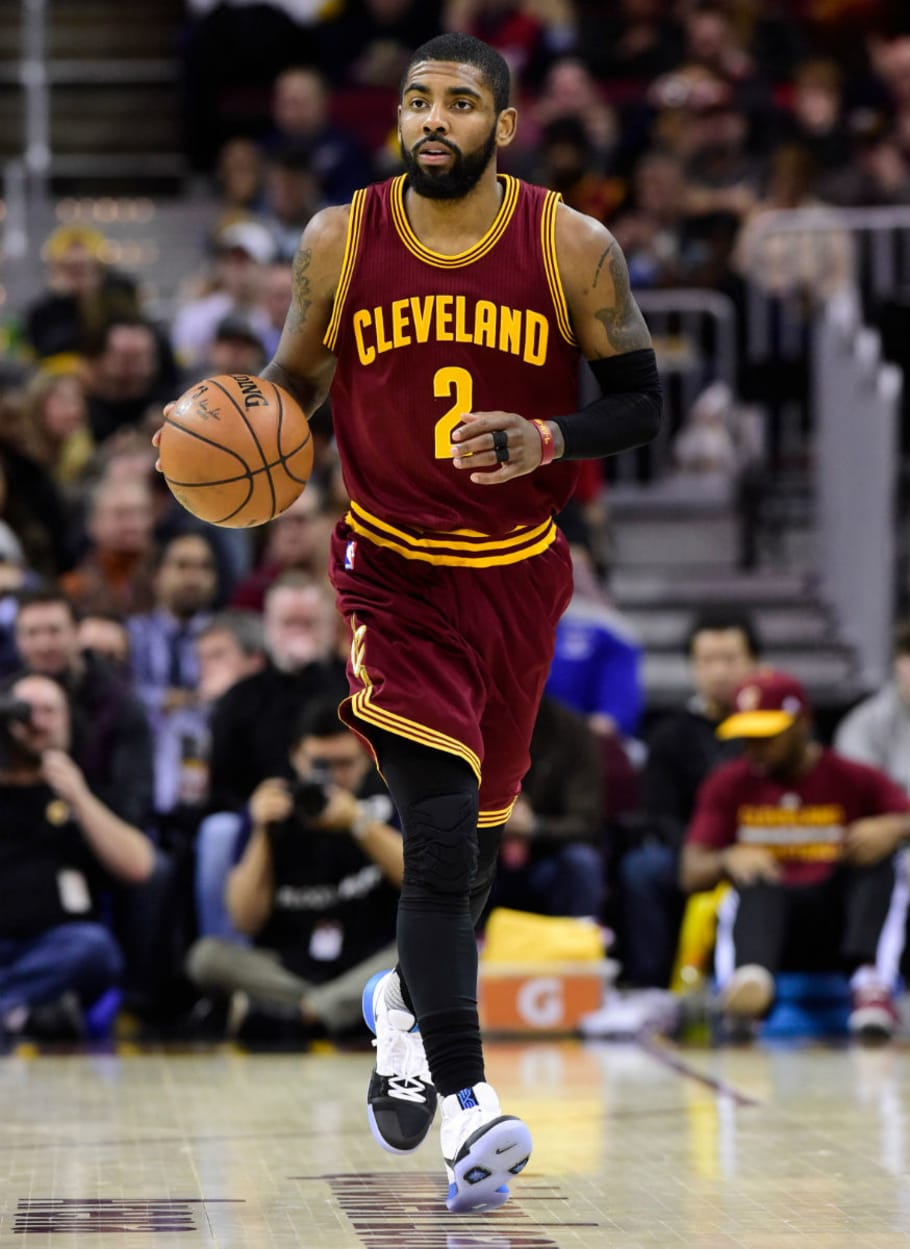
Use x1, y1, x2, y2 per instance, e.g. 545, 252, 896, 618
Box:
605, 478, 866, 719
0, 0, 187, 193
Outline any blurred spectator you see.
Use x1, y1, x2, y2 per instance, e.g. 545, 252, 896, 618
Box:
182, 0, 318, 170
171, 221, 276, 371
186, 699, 401, 1040
491, 693, 605, 922
260, 143, 324, 262
530, 56, 617, 167
781, 58, 852, 178
732, 143, 855, 303
682, 1, 757, 89
261, 261, 294, 357
127, 533, 217, 826
822, 111, 910, 207
318, 0, 444, 89
0, 412, 73, 577
214, 136, 268, 216
197, 610, 267, 705
0, 673, 153, 1041
681, 670, 910, 1040
84, 318, 177, 444
266, 67, 373, 204
61, 475, 158, 617
24, 226, 140, 365
611, 151, 695, 288
835, 620, 910, 794
208, 572, 346, 812
195, 573, 346, 939
230, 484, 330, 613
533, 116, 625, 223
879, 33, 910, 160
673, 380, 739, 479
14, 586, 155, 831
185, 313, 269, 387
0, 528, 36, 680
444, 0, 578, 90
127, 533, 218, 724
78, 612, 130, 673
577, 0, 683, 83
546, 555, 644, 744
616, 609, 760, 988
20, 371, 94, 494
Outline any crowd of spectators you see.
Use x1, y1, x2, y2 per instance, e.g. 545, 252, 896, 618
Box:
2, 0, 910, 1045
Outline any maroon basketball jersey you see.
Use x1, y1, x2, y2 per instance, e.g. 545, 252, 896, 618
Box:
325, 175, 581, 565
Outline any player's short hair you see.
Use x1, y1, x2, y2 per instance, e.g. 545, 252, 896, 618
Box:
402, 34, 512, 114
686, 610, 762, 659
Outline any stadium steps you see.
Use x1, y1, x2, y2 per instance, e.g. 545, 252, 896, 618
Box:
605, 485, 862, 709
1, 0, 187, 190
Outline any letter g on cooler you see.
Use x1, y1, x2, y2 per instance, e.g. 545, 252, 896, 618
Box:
516, 977, 564, 1028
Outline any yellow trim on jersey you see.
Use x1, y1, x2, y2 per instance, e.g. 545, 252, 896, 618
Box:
346, 501, 557, 567
350, 687, 482, 782
324, 188, 367, 352
390, 174, 520, 268
478, 801, 517, 828
542, 191, 577, 347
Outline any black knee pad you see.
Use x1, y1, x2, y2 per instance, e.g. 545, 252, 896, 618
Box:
399, 791, 479, 897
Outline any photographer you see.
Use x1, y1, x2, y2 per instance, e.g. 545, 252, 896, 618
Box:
0, 674, 154, 1039
185, 698, 401, 1038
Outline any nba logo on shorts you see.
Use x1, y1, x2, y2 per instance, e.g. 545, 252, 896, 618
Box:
344, 540, 357, 570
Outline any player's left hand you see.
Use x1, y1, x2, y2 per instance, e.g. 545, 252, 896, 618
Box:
451, 411, 549, 484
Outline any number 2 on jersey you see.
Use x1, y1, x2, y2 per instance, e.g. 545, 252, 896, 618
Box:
433, 366, 473, 459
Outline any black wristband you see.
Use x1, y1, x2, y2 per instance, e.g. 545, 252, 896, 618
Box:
553, 348, 662, 461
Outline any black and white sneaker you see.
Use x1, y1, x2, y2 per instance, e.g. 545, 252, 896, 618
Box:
440, 1082, 532, 1214
362, 970, 437, 1153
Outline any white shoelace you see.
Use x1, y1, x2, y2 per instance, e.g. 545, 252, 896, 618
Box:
373, 1022, 432, 1101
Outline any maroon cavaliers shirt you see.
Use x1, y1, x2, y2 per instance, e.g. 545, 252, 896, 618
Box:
686, 748, 910, 887
325, 175, 582, 566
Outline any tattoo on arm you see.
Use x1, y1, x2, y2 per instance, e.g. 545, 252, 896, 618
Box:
288, 247, 313, 332
593, 244, 651, 356
592, 242, 615, 288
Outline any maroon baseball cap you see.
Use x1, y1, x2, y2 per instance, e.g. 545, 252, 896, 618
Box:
716, 669, 810, 739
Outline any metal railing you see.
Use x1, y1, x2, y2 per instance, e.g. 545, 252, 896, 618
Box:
618, 287, 740, 481
813, 290, 902, 686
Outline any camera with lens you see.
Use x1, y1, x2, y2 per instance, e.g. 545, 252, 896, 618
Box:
0, 694, 33, 769
0, 695, 32, 729
289, 761, 332, 822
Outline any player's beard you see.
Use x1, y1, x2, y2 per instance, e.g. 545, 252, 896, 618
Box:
400, 123, 499, 200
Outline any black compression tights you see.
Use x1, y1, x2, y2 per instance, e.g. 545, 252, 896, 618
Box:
374, 730, 504, 1096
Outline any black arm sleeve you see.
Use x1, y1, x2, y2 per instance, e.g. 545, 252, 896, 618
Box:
552, 348, 662, 461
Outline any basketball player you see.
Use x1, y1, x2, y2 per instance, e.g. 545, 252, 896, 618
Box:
160, 33, 660, 1214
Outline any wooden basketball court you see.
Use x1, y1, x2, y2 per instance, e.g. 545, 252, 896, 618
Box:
2, 1035, 909, 1247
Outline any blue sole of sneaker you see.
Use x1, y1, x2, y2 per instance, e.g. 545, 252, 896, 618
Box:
446, 1116, 532, 1214
361, 969, 389, 1035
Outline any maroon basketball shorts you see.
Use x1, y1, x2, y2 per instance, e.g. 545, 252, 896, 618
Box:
329, 519, 573, 826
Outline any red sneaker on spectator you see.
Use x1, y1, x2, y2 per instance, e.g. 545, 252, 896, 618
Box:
849, 983, 899, 1042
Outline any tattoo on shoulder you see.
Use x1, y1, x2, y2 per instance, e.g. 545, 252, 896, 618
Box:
288, 247, 313, 332
593, 243, 651, 356
592, 242, 615, 288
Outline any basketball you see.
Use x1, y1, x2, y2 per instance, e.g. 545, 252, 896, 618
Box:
159, 374, 313, 528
